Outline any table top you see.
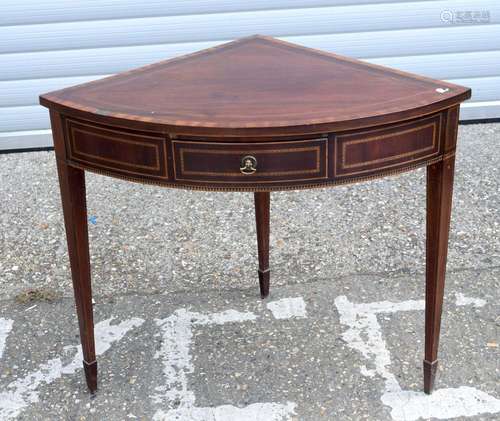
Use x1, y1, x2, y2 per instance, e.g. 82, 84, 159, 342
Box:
40, 35, 470, 137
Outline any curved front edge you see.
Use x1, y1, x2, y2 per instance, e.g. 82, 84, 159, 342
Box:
53, 108, 458, 192
332, 112, 443, 179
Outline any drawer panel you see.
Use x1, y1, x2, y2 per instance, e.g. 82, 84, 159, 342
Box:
334, 114, 442, 177
172, 138, 327, 184
65, 118, 168, 178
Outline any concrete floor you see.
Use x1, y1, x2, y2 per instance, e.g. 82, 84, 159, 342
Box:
0, 123, 499, 420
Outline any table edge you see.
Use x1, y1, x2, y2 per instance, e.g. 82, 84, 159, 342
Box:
40, 92, 470, 138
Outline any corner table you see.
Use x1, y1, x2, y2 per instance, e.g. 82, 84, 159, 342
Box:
39, 35, 471, 395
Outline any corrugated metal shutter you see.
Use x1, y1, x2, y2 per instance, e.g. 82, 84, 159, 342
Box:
1, 0, 499, 150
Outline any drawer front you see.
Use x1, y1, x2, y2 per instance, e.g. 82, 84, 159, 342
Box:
65, 118, 168, 179
334, 114, 442, 177
172, 138, 327, 184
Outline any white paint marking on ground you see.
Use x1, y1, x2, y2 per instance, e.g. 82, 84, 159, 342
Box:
193, 309, 257, 326
382, 386, 500, 421
335, 295, 500, 421
153, 306, 297, 420
455, 292, 487, 308
0, 318, 14, 359
0, 317, 144, 420
153, 401, 297, 421
62, 317, 145, 373
335, 296, 401, 393
266, 297, 307, 319
152, 309, 258, 407
354, 299, 424, 314
153, 309, 197, 407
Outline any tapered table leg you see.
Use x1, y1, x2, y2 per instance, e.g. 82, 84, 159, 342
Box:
56, 161, 97, 393
254, 192, 270, 298
424, 154, 456, 394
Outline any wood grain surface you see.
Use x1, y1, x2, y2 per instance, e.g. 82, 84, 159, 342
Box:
40, 35, 470, 136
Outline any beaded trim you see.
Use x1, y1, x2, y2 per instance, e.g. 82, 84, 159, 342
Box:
67, 152, 453, 192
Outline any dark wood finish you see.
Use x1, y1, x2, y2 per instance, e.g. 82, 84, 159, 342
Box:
40, 36, 470, 395
444, 106, 460, 153
51, 110, 97, 393
172, 138, 327, 187
55, 160, 97, 393
334, 113, 441, 178
65, 118, 169, 179
254, 192, 270, 298
40, 35, 470, 137
424, 154, 456, 394
54, 111, 453, 192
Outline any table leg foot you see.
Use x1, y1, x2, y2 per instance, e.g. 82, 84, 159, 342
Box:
423, 359, 438, 394
83, 360, 98, 393
258, 269, 270, 298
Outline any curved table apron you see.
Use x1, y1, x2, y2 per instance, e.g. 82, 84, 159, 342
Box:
40, 35, 470, 397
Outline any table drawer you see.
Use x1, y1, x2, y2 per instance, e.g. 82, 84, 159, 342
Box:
65, 118, 168, 179
334, 114, 442, 177
172, 138, 328, 184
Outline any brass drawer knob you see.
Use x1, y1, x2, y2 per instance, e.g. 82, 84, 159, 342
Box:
240, 155, 257, 174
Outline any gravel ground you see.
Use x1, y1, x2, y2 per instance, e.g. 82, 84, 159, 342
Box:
1, 124, 498, 301
0, 123, 499, 420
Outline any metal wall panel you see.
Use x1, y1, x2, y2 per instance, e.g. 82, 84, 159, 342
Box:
0, 0, 439, 26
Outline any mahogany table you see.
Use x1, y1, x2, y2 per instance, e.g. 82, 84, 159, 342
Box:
40, 35, 470, 395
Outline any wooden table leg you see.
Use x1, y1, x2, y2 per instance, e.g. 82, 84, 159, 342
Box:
424, 154, 456, 394
254, 192, 270, 298
56, 161, 97, 393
